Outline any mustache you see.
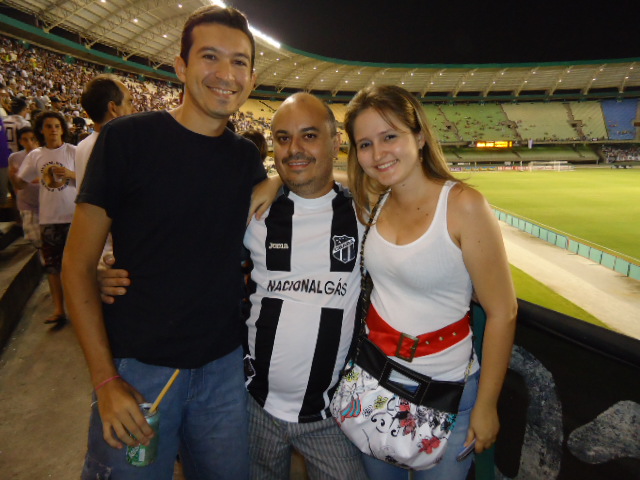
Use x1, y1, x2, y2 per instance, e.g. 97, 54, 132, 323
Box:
282, 152, 315, 165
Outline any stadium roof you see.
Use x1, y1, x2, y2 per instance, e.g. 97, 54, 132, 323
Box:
3, 0, 640, 101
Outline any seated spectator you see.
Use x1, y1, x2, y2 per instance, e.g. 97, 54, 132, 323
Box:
240, 129, 268, 161
4, 97, 31, 152
0, 116, 11, 204
0, 83, 11, 117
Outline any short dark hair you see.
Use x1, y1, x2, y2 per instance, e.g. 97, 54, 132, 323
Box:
16, 126, 34, 142
33, 111, 68, 145
30, 109, 42, 124
180, 5, 255, 70
81, 74, 124, 124
72, 116, 86, 128
240, 129, 268, 159
10, 97, 27, 115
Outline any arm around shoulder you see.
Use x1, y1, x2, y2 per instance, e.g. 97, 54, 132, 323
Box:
250, 174, 282, 221
62, 203, 115, 385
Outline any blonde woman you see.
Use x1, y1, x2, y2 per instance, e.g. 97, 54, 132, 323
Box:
343, 85, 517, 479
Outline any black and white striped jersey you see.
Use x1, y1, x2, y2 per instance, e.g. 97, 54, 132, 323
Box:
244, 183, 363, 423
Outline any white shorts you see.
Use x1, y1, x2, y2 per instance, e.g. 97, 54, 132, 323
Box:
20, 210, 42, 249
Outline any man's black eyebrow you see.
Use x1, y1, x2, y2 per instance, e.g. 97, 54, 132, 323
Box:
195, 46, 251, 61
274, 126, 320, 135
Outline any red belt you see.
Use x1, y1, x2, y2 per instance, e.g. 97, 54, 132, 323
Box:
366, 305, 471, 362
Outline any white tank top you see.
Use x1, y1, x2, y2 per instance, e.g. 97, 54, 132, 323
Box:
365, 181, 477, 381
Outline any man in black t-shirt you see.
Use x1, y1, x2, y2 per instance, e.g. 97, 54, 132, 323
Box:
62, 6, 267, 479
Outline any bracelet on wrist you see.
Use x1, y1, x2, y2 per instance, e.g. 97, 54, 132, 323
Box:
94, 374, 121, 392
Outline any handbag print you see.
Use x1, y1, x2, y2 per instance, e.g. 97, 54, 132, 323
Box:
330, 362, 457, 470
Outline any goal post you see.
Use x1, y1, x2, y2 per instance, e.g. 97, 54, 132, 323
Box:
528, 160, 575, 171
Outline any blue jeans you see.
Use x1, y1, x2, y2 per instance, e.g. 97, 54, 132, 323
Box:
362, 370, 480, 480
82, 346, 249, 480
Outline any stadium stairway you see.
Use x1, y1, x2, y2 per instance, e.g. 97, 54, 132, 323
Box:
0, 201, 43, 353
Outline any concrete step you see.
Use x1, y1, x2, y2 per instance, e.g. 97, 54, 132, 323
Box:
0, 236, 43, 353
0, 221, 22, 250
0, 202, 20, 222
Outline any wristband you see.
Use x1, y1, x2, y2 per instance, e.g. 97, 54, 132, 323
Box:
95, 374, 121, 392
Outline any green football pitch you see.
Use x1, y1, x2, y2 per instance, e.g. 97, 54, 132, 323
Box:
453, 168, 640, 261
453, 168, 640, 327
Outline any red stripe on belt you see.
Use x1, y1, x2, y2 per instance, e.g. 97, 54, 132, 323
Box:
366, 305, 471, 362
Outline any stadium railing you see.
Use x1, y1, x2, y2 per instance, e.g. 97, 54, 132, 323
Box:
493, 209, 640, 281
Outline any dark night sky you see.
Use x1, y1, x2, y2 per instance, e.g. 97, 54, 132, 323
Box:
230, 1, 638, 65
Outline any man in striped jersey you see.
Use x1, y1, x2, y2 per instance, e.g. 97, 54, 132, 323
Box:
243, 93, 366, 479
97, 93, 367, 479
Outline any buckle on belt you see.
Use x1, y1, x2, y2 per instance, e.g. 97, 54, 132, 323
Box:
395, 332, 419, 362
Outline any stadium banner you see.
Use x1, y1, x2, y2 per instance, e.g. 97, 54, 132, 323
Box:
486, 300, 640, 480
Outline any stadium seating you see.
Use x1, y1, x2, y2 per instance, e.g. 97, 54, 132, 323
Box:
601, 99, 639, 140
569, 101, 608, 140
328, 103, 347, 123
423, 105, 460, 143
502, 102, 580, 142
574, 145, 600, 161
440, 103, 517, 142
261, 100, 283, 115
0, 33, 636, 166
239, 98, 277, 121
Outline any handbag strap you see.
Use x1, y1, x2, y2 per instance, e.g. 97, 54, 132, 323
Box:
341, 192, 389, 372
359, 190, 389, 280
357, 191, 389, 335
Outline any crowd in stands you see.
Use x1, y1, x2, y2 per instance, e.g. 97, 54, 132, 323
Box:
0, 34, 275, 145
230, 111, 271, 136
606, 124, 635, 138
0, 33, 280, 212
0, 33, 638, 164
0, 35, 183, 134
601, 144, 640, 162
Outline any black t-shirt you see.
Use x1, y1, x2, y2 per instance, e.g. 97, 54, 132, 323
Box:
78, 111, 266, 368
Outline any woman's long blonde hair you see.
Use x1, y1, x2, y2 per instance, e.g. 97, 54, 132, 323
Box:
344, 85, 459, 223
